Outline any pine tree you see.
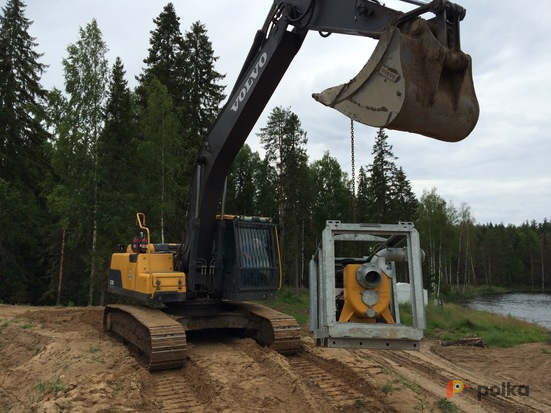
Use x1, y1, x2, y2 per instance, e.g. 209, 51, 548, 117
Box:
258, 106, 310, 287
365, 129, 397, 222
363, 128, 418, 223
255, 155, 278, 219
0, 0, 49, 189
138, 8, 226, 227
391, 166, 418, 222
356, 166, 370, 223
310, 151, 352, 233
182, 21, 225, 149
100, 57, 137, 196
137, 3, 187, 111
138, 77, 183, 242
97, 57, 139, 264
259, 106, 308, 224
226, 144, 262, 215
0, 0, 50, 303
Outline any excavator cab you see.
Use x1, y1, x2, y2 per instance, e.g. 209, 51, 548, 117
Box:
221, 215, 282, 301
313, 4, 479, 142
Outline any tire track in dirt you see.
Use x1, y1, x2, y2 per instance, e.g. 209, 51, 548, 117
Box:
153, 370, 204, 413
179, 332, 328, 412
366, 345, 548, 413
287, 354, 371, 411
170, 332, 396, 413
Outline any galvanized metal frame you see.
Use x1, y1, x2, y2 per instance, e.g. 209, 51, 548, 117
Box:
310, 221, 426, 350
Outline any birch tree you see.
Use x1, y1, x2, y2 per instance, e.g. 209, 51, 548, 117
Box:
50, 19, 109, 305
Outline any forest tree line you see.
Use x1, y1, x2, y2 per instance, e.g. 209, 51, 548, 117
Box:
1, 1, 550, 306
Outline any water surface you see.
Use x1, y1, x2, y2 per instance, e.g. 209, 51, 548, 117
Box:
463, 293, 551, 330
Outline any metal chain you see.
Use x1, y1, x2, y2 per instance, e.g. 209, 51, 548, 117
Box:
350, 119, 357, 222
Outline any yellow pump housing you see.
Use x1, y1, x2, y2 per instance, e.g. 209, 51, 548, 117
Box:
339, 263, 395, 324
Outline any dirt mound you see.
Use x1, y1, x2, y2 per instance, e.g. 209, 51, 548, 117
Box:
1, 305, 550, 412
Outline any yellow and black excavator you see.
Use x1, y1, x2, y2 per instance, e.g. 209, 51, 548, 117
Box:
104, 0, 478, 371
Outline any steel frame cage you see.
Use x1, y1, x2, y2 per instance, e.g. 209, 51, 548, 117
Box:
309, 221, 426, 350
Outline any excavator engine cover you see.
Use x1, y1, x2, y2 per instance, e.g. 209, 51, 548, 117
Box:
313, 18, 479, 142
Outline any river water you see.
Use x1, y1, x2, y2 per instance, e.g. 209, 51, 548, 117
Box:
462, 293, 551, 330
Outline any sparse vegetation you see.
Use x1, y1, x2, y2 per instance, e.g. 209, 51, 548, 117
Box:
414, 301, 547, 347
52, 377, 66, 393
437, 397, 458, 413
35, 377, 66, 394
261, 288, 310, 325
397, 373, 419, 392
440, 285, 509, 302
12, 317, 33, 329
35, 382, 46, 393
381, 381, 393, 394
89, 345, 100, 353
354, 399, 367, 408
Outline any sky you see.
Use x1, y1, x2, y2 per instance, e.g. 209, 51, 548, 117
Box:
19, 0, 551, 226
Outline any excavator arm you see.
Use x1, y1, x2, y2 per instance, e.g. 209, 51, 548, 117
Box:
180, 0, 478, 296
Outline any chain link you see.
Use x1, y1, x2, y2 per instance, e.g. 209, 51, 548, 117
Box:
350, 119, 357, 222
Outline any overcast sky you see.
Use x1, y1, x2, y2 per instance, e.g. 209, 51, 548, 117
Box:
20, 0, 551, 226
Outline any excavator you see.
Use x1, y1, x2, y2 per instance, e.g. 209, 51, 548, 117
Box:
104, 0, 478, 371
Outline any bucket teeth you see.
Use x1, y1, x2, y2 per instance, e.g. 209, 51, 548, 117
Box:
313, 19, 479, 142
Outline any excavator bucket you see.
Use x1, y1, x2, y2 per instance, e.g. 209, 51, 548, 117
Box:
313, 18, 479, 142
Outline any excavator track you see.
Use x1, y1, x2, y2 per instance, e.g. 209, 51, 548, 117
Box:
231, 301, 301, 355
104, 301, 300, 372
103, 304, 187, 371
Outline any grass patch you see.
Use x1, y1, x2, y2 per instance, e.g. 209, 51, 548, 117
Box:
397, 373, 419, 392
12, 317, 33, 329
35, 377, 66, 394
354, 399, 367, 408
89, 345, 101, 353
437, 397, 458, 413
260, 288, 310, 325
400, 301, 547, 347
440, 285, 510, 302
381, 381, 393, 394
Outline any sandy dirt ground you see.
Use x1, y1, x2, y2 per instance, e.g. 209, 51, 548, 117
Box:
1, 304, 550, 413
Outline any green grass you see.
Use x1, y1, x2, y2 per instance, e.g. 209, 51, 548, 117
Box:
11, 317, 34, 329
440, 285, 510, 302
381, 381, 393, 394
35, 377, 66, 394
437, 398, 458, 413
401, 301, 547, 347
260, 288, 310, 325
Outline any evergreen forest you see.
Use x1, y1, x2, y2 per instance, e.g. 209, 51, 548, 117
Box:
1, 1, 550, 306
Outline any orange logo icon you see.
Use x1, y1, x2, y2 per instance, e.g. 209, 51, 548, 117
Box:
447, 380, 468, 399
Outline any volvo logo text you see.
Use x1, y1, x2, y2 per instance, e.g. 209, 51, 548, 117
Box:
231, 52, 267, 112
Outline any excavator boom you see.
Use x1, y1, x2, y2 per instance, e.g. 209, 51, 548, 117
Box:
182, 0, 479, 280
